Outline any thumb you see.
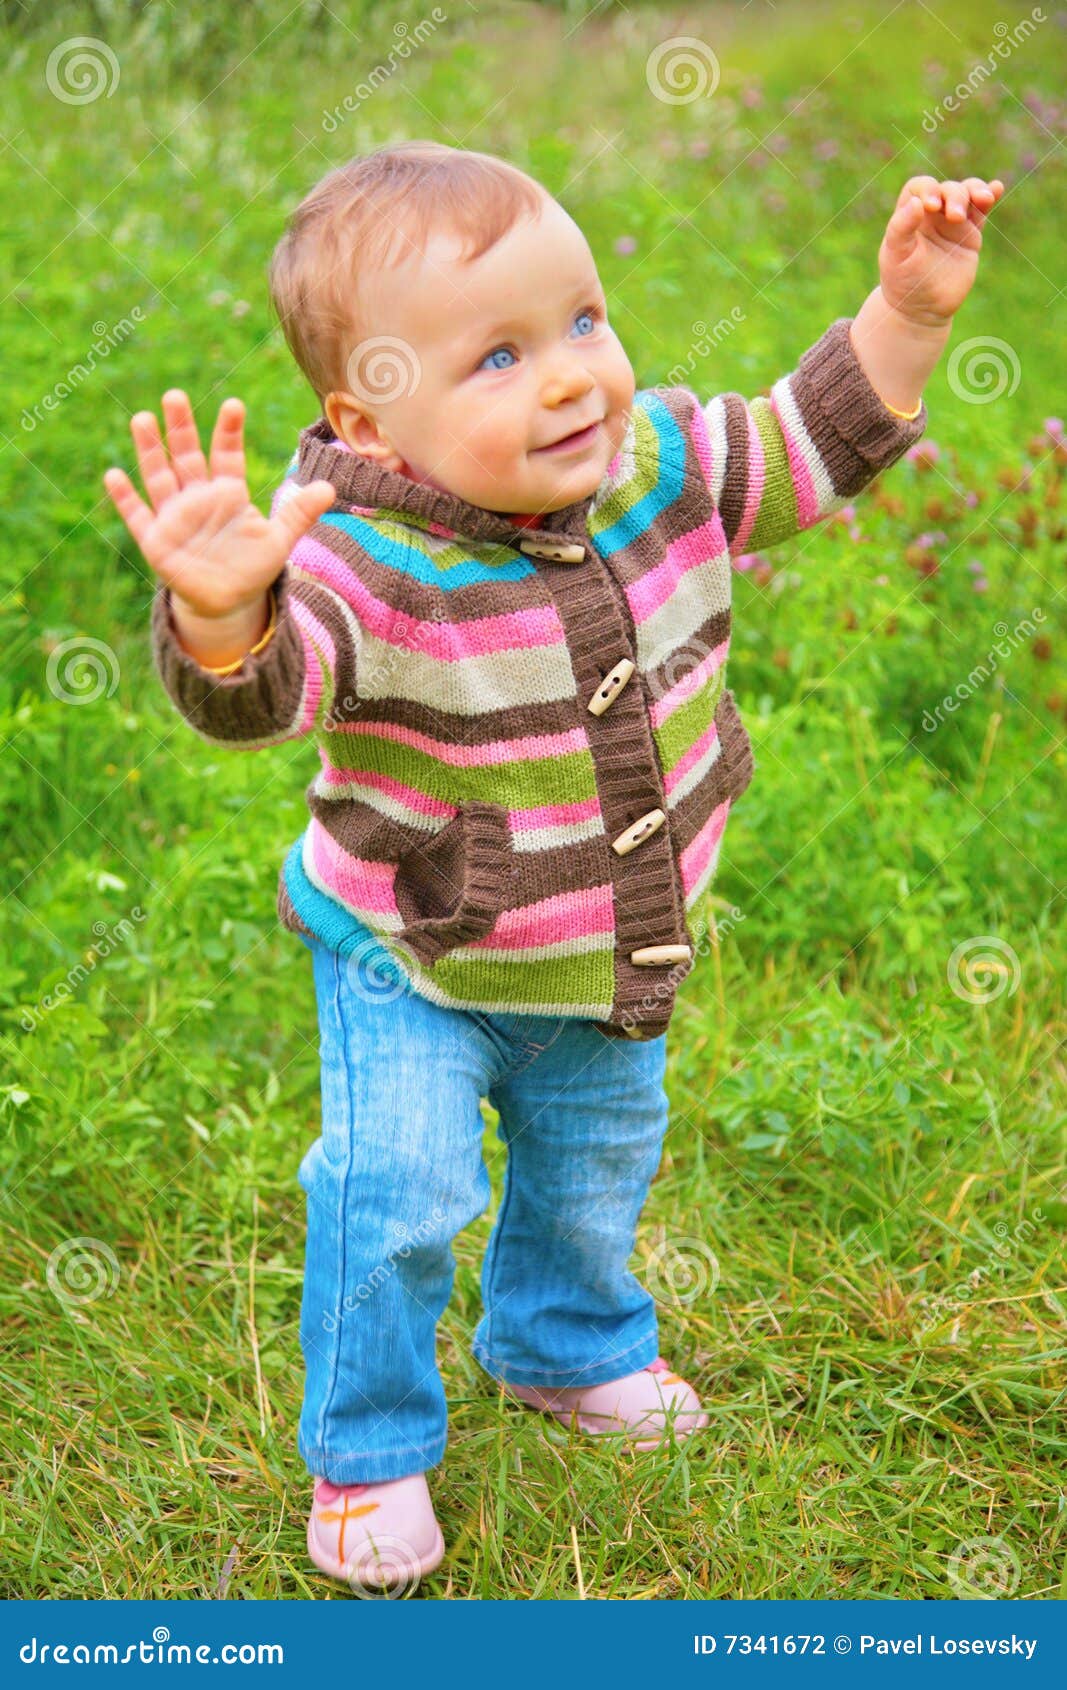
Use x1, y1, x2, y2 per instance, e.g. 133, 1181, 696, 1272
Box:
883, 194, 924, 256
271, 478, 336, 551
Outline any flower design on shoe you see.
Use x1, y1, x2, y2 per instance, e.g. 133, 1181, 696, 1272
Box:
314, 1479, 381, 1564
647, 1356, 682, 1385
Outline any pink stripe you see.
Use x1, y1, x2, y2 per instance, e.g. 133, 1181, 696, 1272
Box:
663, 718, 718, 795
771, 393, 818, 527
289, 602, 325, 734
679, 799, 730, 895
469, 885, 615, 951
731, 407, 766, 554
336, 717, 590, 768
293, 532, 564, 659
291, 598, 337, 674
509, 796, 602, 830
309, 823, 400, 915
649, 639, 729, 728
317, 764, 456, 820
626, 518, 727, 625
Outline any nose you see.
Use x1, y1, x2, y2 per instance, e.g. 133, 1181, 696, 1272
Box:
541, 355, 595, 409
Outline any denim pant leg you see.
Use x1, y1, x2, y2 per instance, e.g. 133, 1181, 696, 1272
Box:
471, 1019, 670, 1389
296, 935, 498, 1485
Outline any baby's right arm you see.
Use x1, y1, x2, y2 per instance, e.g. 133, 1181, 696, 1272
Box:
104, 391, 338, 749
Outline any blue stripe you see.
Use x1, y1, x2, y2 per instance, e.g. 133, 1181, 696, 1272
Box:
320, 511, 537, 589
281, 833, 415, 992
590, 391, 688, 557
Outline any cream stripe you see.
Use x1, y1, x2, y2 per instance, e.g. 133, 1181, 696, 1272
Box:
770, 377, 840, 516
701, 396, 729, 507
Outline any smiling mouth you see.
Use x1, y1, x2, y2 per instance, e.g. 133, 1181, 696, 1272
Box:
534, 419, 603, 454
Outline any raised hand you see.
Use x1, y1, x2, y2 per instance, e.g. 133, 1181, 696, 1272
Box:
878, 175, 1004, 328
103, 391, 335, 620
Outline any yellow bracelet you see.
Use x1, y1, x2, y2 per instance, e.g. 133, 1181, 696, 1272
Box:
199, 591, 278, 677
882, 395, 923, 420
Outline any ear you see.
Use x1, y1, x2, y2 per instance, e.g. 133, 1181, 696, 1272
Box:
324, 391, 408, 470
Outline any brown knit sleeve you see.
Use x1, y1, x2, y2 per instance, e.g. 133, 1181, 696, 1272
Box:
792, 316, 929, 489
698, 316, 928, 555
150, 563, 321, 750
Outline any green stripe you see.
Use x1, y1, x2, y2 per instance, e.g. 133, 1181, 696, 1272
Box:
327, 736, 600, 809
653, 670, 725, 775
589, 408, 660, 535
419, 949, 615, 1007
747, 398, 800, 550
369, 510, 521, 576
305, 627, 335, 731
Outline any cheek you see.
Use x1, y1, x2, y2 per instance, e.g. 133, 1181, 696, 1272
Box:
609, 353, 636, 412
460, 399, 526, 470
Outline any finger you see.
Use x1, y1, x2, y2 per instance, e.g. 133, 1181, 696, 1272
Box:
102, 465, 156, 552
161, 389, 209, 487
938, 180, 968, 222
901, 175, 943, 213
884, 194, 924, 252
270, 480, 336, 553
130, 410, 180, 512
963, 176, 997, 206
209, 396, 247, 480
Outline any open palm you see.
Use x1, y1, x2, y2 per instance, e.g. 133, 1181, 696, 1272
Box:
103, 390, 336, 619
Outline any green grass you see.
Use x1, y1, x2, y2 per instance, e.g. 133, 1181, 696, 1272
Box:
1, 0, 1065, 1598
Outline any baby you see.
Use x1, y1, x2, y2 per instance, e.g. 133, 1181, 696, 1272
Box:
103, 141, 1002, 1592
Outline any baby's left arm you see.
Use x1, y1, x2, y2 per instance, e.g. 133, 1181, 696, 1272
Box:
700, 175, 1003, 559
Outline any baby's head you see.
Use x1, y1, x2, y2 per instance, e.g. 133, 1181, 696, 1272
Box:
269, 141, 635, 515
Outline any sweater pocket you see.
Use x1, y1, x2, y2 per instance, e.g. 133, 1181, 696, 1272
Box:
389, 799, 515, 968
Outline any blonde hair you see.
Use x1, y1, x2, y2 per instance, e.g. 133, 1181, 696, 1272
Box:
268, 140, 547, 405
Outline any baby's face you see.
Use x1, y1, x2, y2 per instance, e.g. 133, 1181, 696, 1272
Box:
332, 194, 636, 514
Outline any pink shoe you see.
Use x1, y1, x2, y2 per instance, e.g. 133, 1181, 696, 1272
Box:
306, 1473, 445, 1593
501, 1355, 708, 1451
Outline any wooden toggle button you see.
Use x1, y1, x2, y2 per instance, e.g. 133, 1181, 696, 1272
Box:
588, 658, 635, 715
630, 944, 693, 966
611, 808, 666, 856
518, 539, 586, 563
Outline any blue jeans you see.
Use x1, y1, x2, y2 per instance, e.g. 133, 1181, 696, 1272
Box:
295, 932, 671, 1484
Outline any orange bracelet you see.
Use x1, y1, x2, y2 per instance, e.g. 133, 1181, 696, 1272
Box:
882, 395, 923, 420
199, 591, 278, 677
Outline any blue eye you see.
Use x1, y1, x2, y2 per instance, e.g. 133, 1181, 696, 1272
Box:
573, 310, 597, 337
480, 346, 516, 371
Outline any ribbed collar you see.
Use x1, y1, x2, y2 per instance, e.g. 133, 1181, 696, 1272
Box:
296, 417, 598, 549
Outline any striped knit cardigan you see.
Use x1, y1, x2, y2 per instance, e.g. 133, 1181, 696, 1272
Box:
151, 318, 925, 1040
